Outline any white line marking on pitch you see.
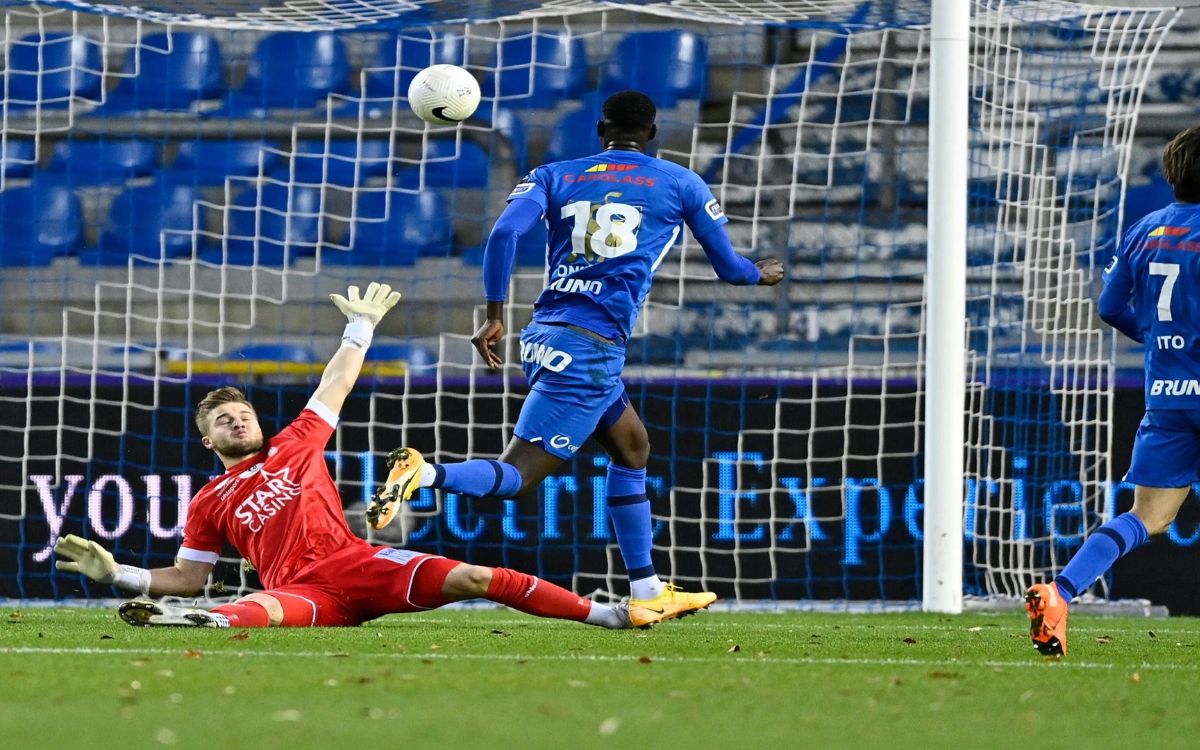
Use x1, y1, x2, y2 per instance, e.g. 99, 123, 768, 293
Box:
1, 646, 1195, 672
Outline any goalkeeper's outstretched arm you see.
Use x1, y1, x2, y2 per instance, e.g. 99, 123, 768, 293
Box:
314, 281, 402, 414
54, 534, 213, 597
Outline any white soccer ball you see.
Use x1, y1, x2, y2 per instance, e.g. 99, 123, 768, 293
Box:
407, 64, 481, 125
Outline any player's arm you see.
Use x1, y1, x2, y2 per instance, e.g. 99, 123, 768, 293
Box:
53, 534, 213, 597
1097, 253, 1142, 343
693, 224, 785, 286
473, 197, 544, 368
314, 282, 402, 414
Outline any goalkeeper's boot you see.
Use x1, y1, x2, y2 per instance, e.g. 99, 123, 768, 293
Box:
367, 447, 426, 530
629, 584, 717, 625
119, 599, 222, 628
615, 600, 664, 630
1025, 582, 1069, 656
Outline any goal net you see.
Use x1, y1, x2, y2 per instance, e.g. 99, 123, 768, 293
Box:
0, 0, 1179, 604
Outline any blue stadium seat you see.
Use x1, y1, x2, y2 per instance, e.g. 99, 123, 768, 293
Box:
44, 138, 158, 185
325, 190, 452, 266
219, 32, 349, 115
232, 343, 318, 363
88, 180, 206, 263
289, 138, 392, 186
364, 340, 438, 376
101, 31, 223, 112
600, 30, 708, 107
461, 219, 547, 267
474, 107, 529, 172
395, 139, 491, 189
0, 184, 83, 265
199, 183, 322, 266
544, 107, 602, 163
364, 30, 466, 99
485, 33, 588, 109
1124, 171, 1175, 228
173, 140, 281, 186
6, 32, 102, 108
0, 140, 37, 179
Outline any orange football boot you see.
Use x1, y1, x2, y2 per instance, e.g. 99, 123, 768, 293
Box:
1025, 581, 1069, 656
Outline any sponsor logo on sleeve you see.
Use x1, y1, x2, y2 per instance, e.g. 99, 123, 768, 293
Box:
1104, 255, 1118, 273
509, 181, 535, 198
704, 198, 724, 220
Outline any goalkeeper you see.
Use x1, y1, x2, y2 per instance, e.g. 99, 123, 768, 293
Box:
55, 282, 658, 630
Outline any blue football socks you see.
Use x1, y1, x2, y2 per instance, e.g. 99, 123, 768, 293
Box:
430, 459, 522, 498
1053, 512, 1149, 601
605, 463, 658, 585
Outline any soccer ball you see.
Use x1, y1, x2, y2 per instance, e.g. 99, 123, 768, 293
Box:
407, 64, 481, 125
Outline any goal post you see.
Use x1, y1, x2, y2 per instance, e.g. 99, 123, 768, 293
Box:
0, 0, 1182, 607
923, 0, 969, 614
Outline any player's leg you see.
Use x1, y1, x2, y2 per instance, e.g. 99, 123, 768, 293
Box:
414, 560, 661, 629
1025, 408, 1199, 655
120, 589, 354, 628
592, 395, 717, 623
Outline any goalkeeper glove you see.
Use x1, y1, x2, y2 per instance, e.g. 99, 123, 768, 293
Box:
54, 534, 150, 595
330, 282, 402, 351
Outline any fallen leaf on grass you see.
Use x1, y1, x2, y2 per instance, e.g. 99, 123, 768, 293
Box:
727, 644, 741, 653
100, 634, 114, 640
182, 649, 203, 660
1130, 672, 1141, 684
490, 629, 510, 637
1148, 631, 1157, 640
638, 655, 652, 664
902, 637, 917, 645
228, 630, 250, 641
927, 671, 962, 679
1095, 635, 1113, 644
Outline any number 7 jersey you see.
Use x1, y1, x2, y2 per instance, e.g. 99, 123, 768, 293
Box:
1105, 202, 1200, 408
509, 149, 728, 342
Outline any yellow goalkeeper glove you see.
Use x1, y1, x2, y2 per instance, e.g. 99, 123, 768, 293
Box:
330, 282, 402, 326
54, 533, 150, 593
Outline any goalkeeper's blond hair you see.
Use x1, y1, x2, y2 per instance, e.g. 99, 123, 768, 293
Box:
195, 386, 254, 436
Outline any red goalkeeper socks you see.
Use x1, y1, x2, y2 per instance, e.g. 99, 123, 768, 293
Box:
211, 600, 271, 628
485, 568, 591, 623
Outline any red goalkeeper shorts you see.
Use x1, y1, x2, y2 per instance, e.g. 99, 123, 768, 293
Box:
252, 544, 461, 627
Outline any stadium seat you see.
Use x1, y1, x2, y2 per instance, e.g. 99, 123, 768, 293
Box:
325, 190, 452, 266
363, 340, 438, 377
101, 31, 223, 112
461, 219, 547, 267
0, 184, 84, 265
395, 139, 492, 189
363, 29, 467, 100
173, 140, 281, 186
199, 183, 322, 266
289, 138, 392, 186
218, 32, 349, 114
544, 107, 602, 163
0, 140, 37, 180
485, 33, 588, 109
44, 138, 159, 185
473, 107, 529, 172
86, 180, 206, 264
600, 30, 708, 107
6, 32, 103, 108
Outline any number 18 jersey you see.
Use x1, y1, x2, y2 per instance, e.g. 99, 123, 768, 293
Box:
509, 149, 728, 342
1105, 202, 1200, 408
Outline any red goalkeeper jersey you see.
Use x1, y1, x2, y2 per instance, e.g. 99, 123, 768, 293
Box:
178, 400, 369, 589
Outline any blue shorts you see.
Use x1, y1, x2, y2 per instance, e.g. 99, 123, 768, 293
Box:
513, 322, 628, 459
1126, 408, 1200, 488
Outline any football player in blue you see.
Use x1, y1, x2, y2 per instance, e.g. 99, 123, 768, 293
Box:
369, 91, 784, 626
1026, 125, 1200, 656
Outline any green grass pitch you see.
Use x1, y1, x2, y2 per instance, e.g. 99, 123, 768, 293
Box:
2, 607, 1198, 749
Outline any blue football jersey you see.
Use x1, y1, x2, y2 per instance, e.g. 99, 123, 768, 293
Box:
507, 149, 728, 341
1104, 202, 1200, 408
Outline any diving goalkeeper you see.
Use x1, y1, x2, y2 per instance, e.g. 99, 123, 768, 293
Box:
54, 282, 657, 630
